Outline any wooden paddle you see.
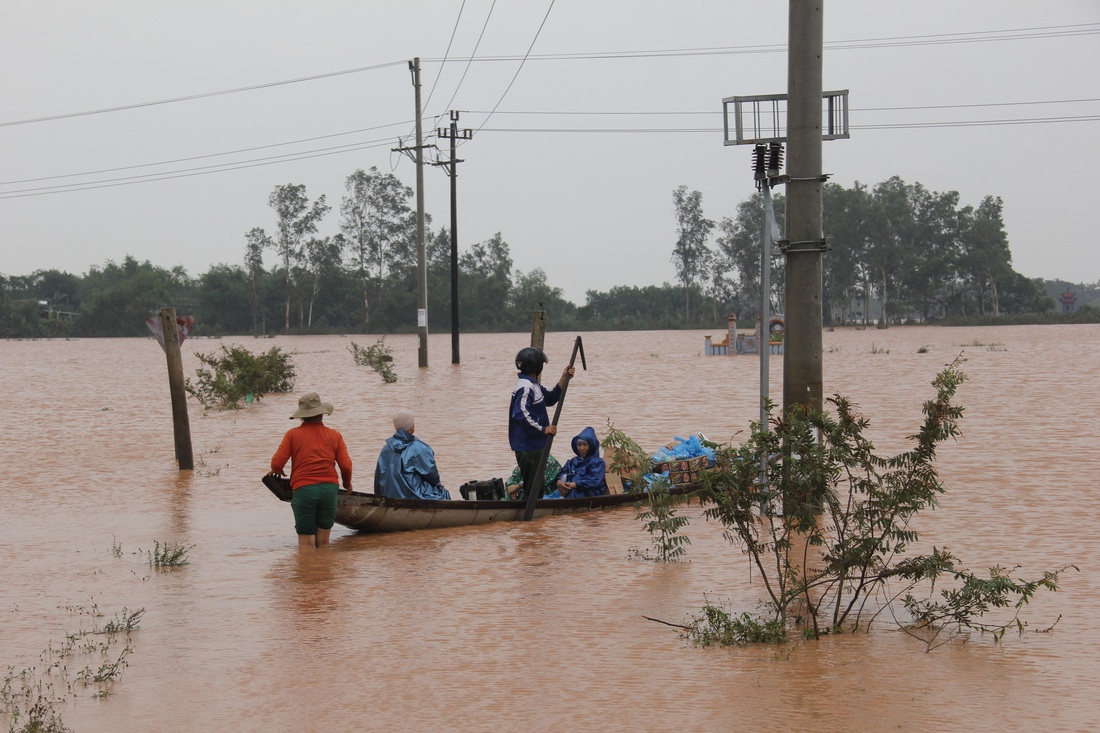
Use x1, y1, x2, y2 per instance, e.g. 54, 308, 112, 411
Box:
523, 336, 586, 521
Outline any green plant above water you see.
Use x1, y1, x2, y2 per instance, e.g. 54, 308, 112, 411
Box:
683, 599, 786, 647
4, 602, 146, 731
637, 356, 1074, 649
348, 338, 397, 383
186, 345, 295, 410
145, 541, 194, 568
634, 477, 692, 563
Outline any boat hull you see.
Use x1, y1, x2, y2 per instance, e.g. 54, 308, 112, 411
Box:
262, 475, 698, 533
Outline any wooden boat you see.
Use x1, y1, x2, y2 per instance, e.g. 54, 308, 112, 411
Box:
261, 474, 701, 533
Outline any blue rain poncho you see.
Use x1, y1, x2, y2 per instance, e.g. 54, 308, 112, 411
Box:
557, 426, 608, 499
374, 429, 452, 500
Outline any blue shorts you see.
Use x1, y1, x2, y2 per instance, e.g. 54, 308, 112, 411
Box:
291, 483, 339, 535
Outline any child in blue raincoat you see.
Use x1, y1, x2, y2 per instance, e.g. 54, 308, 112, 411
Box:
555, 426, 608, 498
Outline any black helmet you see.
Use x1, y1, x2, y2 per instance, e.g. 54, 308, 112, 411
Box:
515, 346, 548, 375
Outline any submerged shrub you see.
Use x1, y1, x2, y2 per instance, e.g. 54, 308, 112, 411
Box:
348, 338, 397, 383
186, 345, 295, 409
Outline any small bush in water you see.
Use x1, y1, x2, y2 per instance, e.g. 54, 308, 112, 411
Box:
348, 338, 397, 383
186, 345, 295, 409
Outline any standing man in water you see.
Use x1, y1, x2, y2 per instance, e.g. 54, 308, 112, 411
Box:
270, 392, 353, 549
508, 347, 574, 500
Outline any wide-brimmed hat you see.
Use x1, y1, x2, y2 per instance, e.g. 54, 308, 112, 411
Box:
290, 392, 334, 419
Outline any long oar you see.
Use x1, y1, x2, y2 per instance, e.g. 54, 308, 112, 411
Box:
522, 336, 586, 521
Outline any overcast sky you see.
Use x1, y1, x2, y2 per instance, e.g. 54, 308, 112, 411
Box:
2, 1, 1098, 305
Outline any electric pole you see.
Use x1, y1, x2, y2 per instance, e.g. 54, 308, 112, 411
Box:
433, 110, 472, 365
784, 0, 825, 414
411, 58, 429, 368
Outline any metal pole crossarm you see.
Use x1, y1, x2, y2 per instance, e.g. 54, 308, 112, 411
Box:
722, 89, 850, 146
776, 238, 831, 254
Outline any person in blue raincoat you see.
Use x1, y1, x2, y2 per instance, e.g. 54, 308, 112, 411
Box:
374, 411, 452, 500
555, 426, 608, 498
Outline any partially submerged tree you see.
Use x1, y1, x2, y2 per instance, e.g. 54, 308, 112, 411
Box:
644, 358, 1073, 649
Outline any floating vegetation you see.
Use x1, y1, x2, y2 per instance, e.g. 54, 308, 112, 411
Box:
348, 338, 397, 383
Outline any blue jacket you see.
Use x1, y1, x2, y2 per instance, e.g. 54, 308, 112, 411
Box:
374, 429, 451, 500
558, 426, 608, 498
508, 374, 562, 452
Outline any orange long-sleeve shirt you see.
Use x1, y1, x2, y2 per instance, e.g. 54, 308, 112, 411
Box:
271, 422, 353, 490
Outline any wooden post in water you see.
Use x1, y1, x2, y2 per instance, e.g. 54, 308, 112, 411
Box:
160, 307, 194, 470
530, 309, 546, 350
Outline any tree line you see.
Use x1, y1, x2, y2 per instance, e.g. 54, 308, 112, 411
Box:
1, 169, 1093, 339
671, 176, 1062, 327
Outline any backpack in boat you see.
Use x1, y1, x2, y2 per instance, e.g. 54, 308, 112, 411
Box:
458, 477, 506, 501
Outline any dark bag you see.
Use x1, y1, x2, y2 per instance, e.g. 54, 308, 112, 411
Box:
262, 473, 293, 502
458, 477, 506, 501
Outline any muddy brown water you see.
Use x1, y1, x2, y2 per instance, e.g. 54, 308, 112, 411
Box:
2, 326, 1098, 732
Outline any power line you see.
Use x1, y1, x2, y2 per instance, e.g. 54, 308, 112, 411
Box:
3, 111, 1097, 198
465, 97, 1100, 116
436, 0, 498, 119
421, 0, 468, 113
426, 23, 1100, 62
0, 138, 398, 199
471, 0, 556, 136
0, 120, 414, 187
0, 61, 407, 128
4, 23, 1094, 128
478, 115, 1100, 133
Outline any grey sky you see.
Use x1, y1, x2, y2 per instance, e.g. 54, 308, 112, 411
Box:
2, 1, 1097, 305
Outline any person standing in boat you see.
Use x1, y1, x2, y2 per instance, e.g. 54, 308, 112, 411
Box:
270, 392, 353, 550
374, 410, 451, 500
555, 426, 608, 498
508, 346, 574, 500
505, 453, 562, 500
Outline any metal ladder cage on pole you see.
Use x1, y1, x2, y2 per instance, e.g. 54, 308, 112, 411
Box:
722, 90, 849, 146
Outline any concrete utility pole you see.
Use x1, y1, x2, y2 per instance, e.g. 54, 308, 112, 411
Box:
783, 0, 825, 414
434, 110, 473, 365
411, 58, 429, 368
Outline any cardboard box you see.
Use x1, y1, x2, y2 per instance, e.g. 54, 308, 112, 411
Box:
653, 455, 708, 476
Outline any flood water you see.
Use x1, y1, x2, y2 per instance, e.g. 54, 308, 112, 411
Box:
2, 325, 1098, 732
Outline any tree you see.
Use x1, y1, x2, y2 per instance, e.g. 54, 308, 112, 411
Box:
301, 234, 343, 328
671, 186, 715, 322
267, 184, 329, 332
716, 192, 786, 321
339, 167, 415, 326
510, 267, 575, 326
460, 233, 514, 330
902, 186, 965, 321
822, 182, 871, 325
197, 264, 251, 334
244, 227, 271, 334
961, 196, 1012, 316
74, 256, 189, 337
865, 177, 919, 326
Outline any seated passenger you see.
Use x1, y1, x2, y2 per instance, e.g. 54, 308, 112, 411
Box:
505, 453, 562, 500
374, 411, 451, 500
555, 426, 608, 498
